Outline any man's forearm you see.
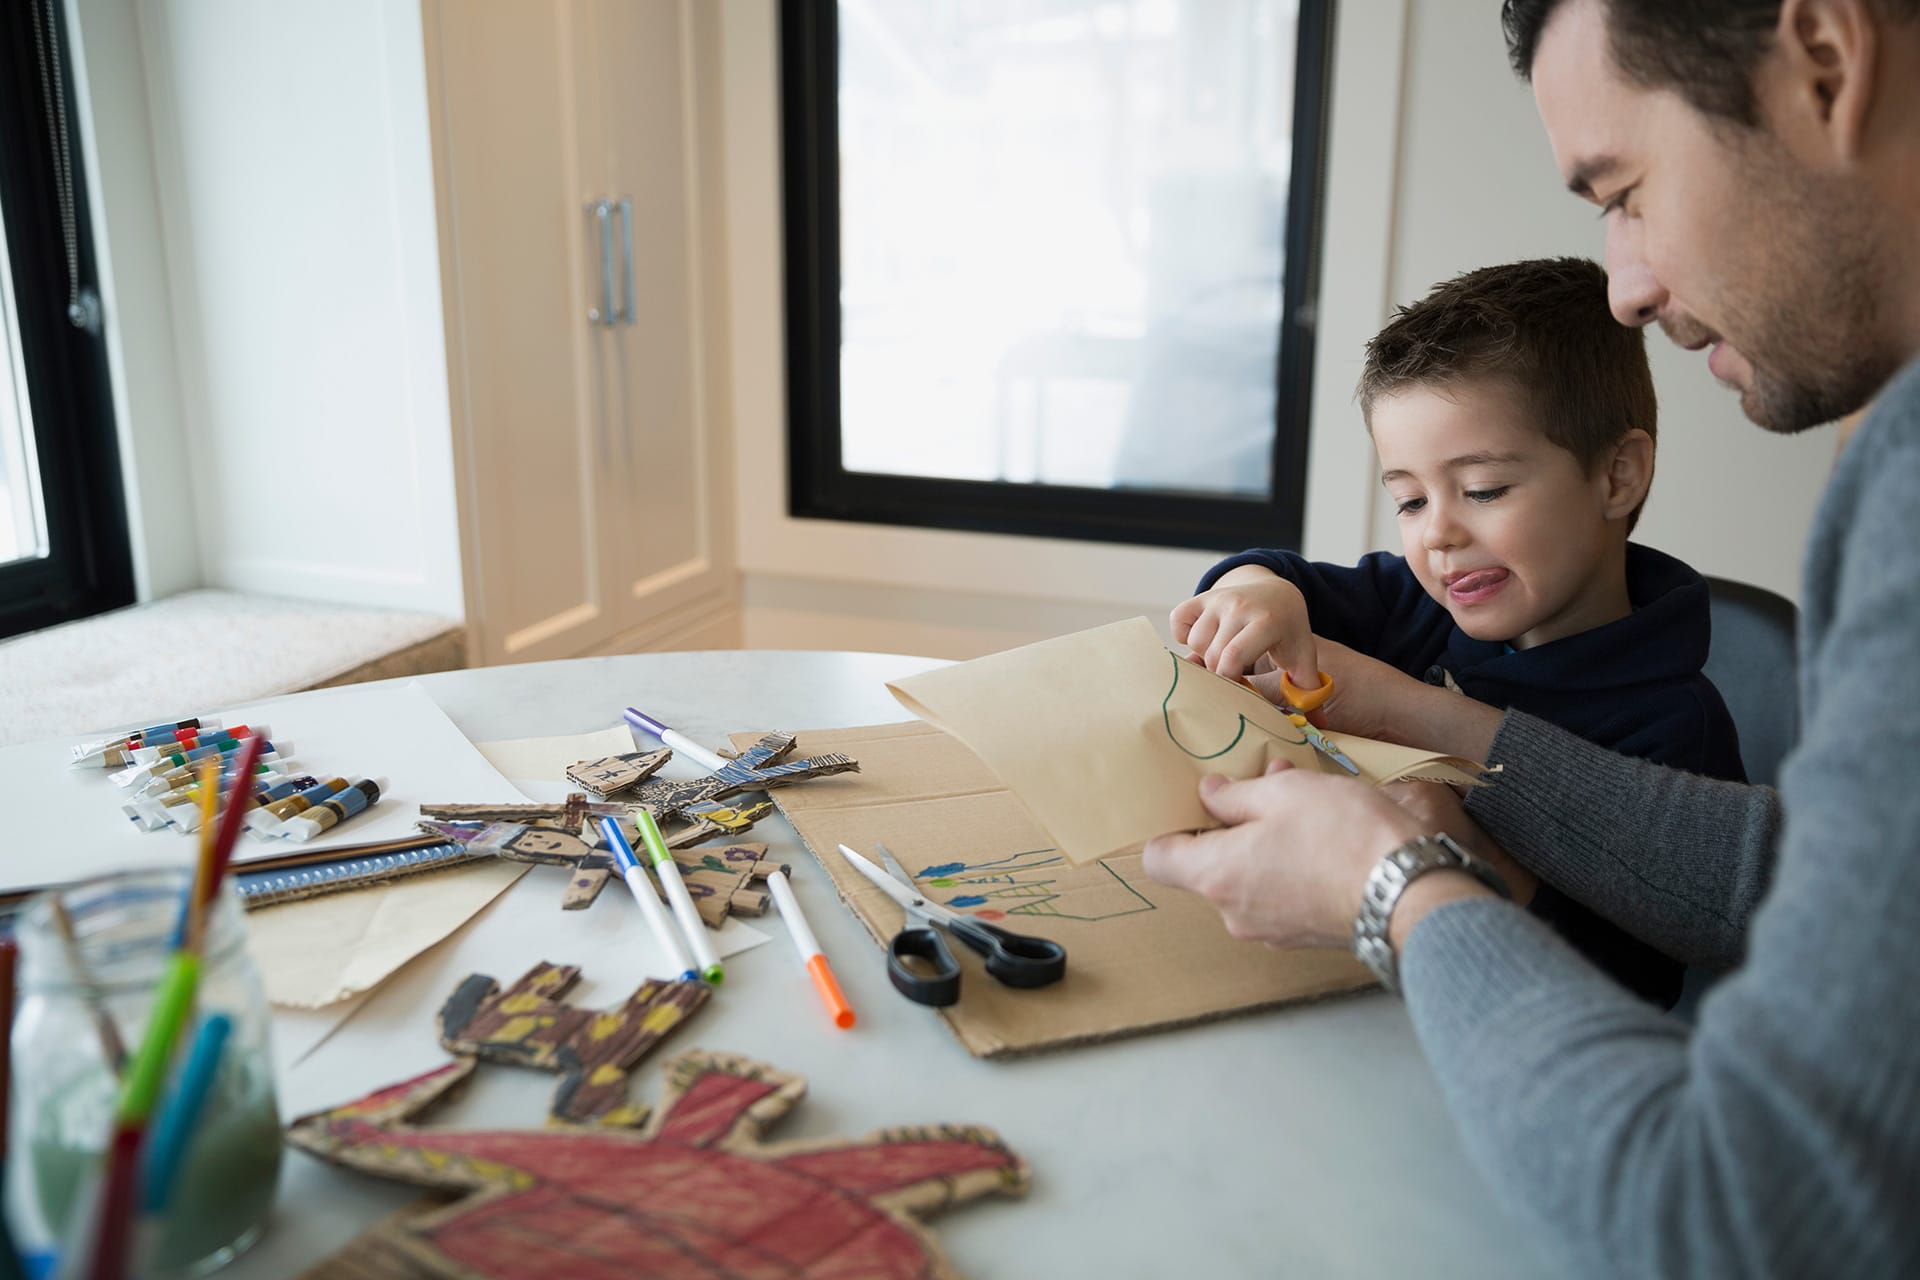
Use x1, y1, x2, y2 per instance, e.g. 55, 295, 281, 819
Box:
1461, 712, 1778, 967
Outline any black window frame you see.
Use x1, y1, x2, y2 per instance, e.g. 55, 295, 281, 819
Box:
780, 0, 1336, 553
0, 0, 132, 640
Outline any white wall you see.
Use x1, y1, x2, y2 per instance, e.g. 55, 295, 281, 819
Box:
719, 0, 1829, 664
104, 0, 464, 618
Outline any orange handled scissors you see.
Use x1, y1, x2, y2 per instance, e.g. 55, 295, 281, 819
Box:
1278, 671, 1361, 775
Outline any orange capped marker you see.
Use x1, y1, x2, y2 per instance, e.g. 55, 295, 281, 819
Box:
766, 870, 855, 1029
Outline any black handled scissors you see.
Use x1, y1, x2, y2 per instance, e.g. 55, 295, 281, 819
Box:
836, 842, 1067, 1006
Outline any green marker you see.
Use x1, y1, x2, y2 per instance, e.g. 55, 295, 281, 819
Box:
633, 811, 723, 984
117, 953, 201, 1125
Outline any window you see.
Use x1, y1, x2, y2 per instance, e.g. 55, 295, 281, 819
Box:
781, 0, 1333, 551
0, 0, 131, 639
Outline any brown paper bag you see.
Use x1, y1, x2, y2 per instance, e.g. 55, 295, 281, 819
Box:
888, 617, 1483, 864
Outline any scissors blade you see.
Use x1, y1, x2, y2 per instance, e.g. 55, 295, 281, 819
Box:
874, 843, 919, 891
836, 843, 924, 913
1303, 724, 1361, 775
1283, 708, 1362, 776
873, 843, 967, 925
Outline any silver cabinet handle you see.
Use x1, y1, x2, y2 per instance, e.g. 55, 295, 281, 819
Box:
616, 197, 636, 326
585, 199, 615, 327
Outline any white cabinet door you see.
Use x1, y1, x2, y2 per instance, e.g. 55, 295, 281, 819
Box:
578, 0, 733, 629
427, 1, 612, 665
426, 0, 733, 666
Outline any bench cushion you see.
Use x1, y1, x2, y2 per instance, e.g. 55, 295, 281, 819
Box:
0, 590, 464, 747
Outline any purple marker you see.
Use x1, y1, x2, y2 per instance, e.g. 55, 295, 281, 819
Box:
623, 707, 727, 772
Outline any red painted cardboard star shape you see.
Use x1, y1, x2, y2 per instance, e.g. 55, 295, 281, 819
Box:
288, 1048, 1029, 1279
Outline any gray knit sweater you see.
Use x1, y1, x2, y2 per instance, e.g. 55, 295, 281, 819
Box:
1405, 354, 1920, 1278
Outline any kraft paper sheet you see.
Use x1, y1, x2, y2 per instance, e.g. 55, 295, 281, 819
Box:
887, 617, 1485, 865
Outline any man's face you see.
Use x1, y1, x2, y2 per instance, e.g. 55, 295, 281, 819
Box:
1530, 0, 1893, 432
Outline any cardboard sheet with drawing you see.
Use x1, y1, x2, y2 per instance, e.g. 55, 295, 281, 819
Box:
737, 618, 1486, 1057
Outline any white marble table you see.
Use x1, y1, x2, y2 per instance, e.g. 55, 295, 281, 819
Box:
231, 650, 1549, 1279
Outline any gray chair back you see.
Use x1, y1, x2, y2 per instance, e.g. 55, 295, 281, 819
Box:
1701, 575, 1799, 787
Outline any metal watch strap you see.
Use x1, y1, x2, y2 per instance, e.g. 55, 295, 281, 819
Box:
1353, 833, 1510, 994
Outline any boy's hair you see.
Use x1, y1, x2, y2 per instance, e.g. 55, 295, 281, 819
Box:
1501, 0, 1920, 127
1357, 256, 1657, 528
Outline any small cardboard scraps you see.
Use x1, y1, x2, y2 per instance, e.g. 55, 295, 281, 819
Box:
438, 962, 709, 1125
563, 748, 672, 797
887, 616, 1486, 865
731, 723, 1375, 1059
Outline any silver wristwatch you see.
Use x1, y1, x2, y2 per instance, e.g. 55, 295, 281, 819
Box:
1353, 833, 1510, 994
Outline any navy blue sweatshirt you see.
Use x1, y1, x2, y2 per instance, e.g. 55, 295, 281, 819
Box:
1198, 542, 1746, 1005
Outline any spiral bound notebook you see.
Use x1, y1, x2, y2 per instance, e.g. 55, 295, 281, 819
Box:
235, 841, 489, 910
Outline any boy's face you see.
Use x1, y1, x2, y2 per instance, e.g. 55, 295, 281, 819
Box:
1373, 380, 1626, 650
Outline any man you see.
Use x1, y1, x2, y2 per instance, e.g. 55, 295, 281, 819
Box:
1141, 1, 1920, 1275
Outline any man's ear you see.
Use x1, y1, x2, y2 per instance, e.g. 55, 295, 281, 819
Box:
1768, 0, 1878, 162
1601, 429, 1655, 521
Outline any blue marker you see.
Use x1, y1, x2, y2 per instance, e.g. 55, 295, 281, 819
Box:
140, 1015, 232, 1212
600, 818, 698, 982
633, 810, 724, 985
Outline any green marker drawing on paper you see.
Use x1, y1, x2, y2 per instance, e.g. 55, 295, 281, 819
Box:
1159, 651, 1309, 760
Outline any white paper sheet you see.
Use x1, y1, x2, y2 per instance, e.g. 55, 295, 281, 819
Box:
0, 681, 530, 894
474, 725, 635, 786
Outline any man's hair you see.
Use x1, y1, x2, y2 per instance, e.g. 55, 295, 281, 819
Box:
1501, 0, 1920, 125
1358, 257, 1657, 525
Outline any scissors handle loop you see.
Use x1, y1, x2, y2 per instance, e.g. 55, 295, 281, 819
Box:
887, 926, 961, 1006
1279, 669, 1334, 712
946, 916, 1068, 989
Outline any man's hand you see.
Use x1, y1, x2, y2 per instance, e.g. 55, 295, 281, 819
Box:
1140, 761, 1426, 950
1384, 779, 1538, 904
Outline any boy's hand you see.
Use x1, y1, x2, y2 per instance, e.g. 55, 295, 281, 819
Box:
1268, 637, 1504, 765
1249, 639, 1418, 741
1171, 571, 1320, 685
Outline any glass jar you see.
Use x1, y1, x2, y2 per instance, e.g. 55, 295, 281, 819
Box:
11, 868, 282, 1276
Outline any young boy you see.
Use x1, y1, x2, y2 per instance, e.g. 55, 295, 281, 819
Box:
1172, 257, 1743, 1007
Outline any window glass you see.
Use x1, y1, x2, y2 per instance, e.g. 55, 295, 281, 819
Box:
839, 0, 1301, 498
0, 216, 50, 569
